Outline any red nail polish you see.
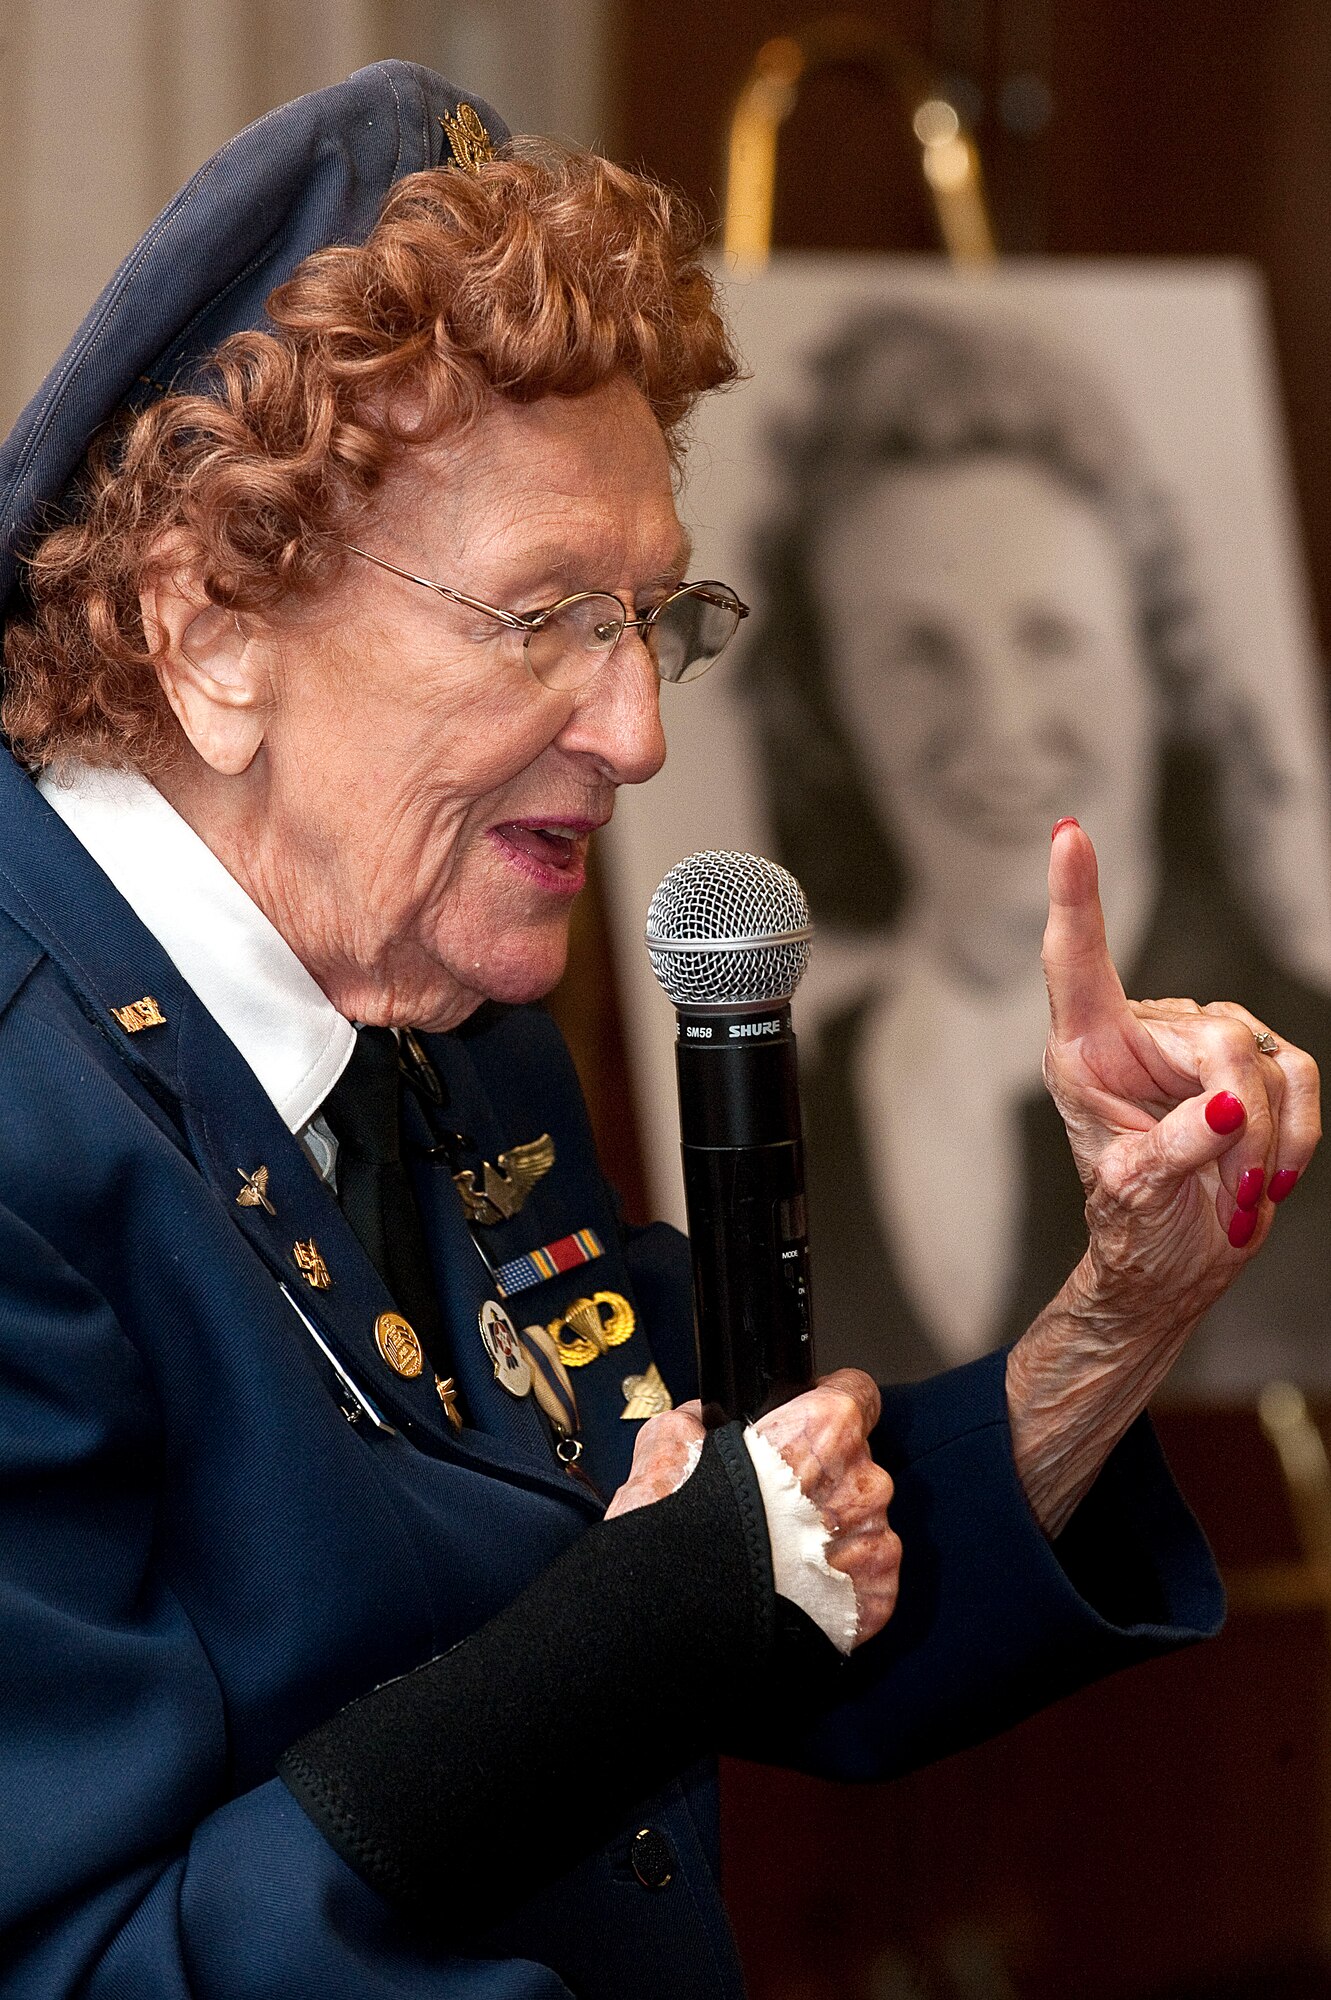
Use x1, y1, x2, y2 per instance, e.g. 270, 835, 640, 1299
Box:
1270, 1169, 1301, 1204
1051, 816, 1080, 840
1236, 1167, 1265, 1211
1228, 1206, 1259, 1249
1206, 1092, 1246, 1135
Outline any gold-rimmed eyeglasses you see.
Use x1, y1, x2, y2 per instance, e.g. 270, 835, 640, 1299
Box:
341, 543, 748, 692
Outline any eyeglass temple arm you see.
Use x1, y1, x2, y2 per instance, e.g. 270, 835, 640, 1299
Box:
341, 545, 533, 632
344, 546, 747, 632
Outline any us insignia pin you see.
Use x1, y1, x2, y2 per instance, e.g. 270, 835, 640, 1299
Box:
235, 1165, 276, 1215
292, 1239, 331, 1290
478, 1299, 532, 1397
111, 995, 167, 1033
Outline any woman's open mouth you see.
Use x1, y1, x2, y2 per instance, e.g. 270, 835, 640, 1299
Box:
488, 818, 601, 894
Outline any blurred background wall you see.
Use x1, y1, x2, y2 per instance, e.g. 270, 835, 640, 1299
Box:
0, 0, 608, 437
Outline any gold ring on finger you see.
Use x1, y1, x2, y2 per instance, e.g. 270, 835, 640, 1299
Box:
1254, 1030, 1281, 1057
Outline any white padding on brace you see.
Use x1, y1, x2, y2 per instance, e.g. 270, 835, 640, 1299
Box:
742, 1427, 859, 1656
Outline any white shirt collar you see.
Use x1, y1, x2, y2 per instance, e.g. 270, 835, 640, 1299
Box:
38, 763, 356, 1132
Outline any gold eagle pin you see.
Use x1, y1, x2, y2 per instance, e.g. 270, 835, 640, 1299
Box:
453, 1133, 555, 1225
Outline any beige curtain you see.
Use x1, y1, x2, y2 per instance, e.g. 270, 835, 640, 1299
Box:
0, 0, 608, 433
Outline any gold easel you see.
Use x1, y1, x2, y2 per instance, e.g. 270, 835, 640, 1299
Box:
722, 14, 996, 267
1228, 1385, 1331, 1634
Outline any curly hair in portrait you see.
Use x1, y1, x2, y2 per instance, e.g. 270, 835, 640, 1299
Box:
739, 304, 1220, 931
3, 140, 740, 774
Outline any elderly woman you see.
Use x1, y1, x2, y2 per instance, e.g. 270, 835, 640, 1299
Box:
0, 62, 1316, 2000
743, 303, 1331, 1389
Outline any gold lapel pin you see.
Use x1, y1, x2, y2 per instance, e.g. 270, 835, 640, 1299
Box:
110, 995, 167, 1033
376, 1311, 424, 1379
621, 1363, 674, 1421
548, 1290, 636, 1369
435, 1374, 464, 1431
235, 1165, 276, 1215
292, 1239, 331, 1290
453, 1133, 556, 1226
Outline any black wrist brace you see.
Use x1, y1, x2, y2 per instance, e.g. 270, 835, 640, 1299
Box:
279, 1424, 775, 1932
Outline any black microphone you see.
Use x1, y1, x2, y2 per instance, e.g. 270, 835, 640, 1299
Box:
646, 850, 816, 1425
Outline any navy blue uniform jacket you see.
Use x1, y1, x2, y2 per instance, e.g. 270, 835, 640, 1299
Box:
0, 748, 1223, 1999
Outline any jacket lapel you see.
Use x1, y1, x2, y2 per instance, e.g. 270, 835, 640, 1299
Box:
0, 753, 598, 1510
416, 1019, 663, 1498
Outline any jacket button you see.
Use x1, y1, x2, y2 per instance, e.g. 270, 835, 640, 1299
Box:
629, 1826, 674, 1890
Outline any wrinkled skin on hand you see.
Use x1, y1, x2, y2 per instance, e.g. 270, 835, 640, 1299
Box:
604, 1370, 900, 1649
1040, 822, 1322, 1330
751, 1369, 899, 1645
604, 1401, 709, 1518
1008, 820, 1323, 1535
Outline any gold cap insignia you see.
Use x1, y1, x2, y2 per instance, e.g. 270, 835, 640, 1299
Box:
453, 1133, 555, 1225
376, 1310, 424, 1378
548, 1289, 636, 1369
111, 995, 166, 1033
440, 102, 495, 174
621, 1362, 673, 1421
235, 1165, 276, 1215
292, 1238, 331, 1290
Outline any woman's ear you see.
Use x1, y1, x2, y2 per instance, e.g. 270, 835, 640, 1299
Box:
141, 557, 273, 776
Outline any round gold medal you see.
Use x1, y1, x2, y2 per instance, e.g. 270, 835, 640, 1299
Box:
375, 1311, 424, 1378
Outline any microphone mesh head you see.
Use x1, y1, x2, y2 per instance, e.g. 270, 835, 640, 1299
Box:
645, 850, 812, 1006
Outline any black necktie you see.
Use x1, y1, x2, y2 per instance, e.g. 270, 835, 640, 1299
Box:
322, 1027, 448, 1364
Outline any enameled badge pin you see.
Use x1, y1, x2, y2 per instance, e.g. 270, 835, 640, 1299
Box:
478, 1299, 532, 1398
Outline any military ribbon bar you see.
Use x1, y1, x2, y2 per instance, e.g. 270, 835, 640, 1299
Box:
493, 1227, 605, 1300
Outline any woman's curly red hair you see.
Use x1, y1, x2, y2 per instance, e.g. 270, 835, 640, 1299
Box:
2, 141, 739, 772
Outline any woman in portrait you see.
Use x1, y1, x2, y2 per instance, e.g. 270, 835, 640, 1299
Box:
743, 303, 1331, 1391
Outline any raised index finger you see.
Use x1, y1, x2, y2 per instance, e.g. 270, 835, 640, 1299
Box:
1042, 818, 1129, 1040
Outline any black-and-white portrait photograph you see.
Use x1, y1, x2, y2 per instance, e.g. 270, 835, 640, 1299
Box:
606, 259, 1331, 1396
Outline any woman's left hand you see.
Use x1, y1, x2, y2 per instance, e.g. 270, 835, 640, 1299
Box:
1040, 818, 1321, 1329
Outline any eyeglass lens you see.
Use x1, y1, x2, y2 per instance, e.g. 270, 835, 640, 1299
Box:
524, 583, 744, 691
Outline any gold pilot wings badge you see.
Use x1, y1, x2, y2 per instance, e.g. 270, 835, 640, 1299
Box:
453, 1133, 556, 1225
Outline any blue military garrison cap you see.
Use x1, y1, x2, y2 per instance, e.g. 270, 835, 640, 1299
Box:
0, 60, 509, 628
